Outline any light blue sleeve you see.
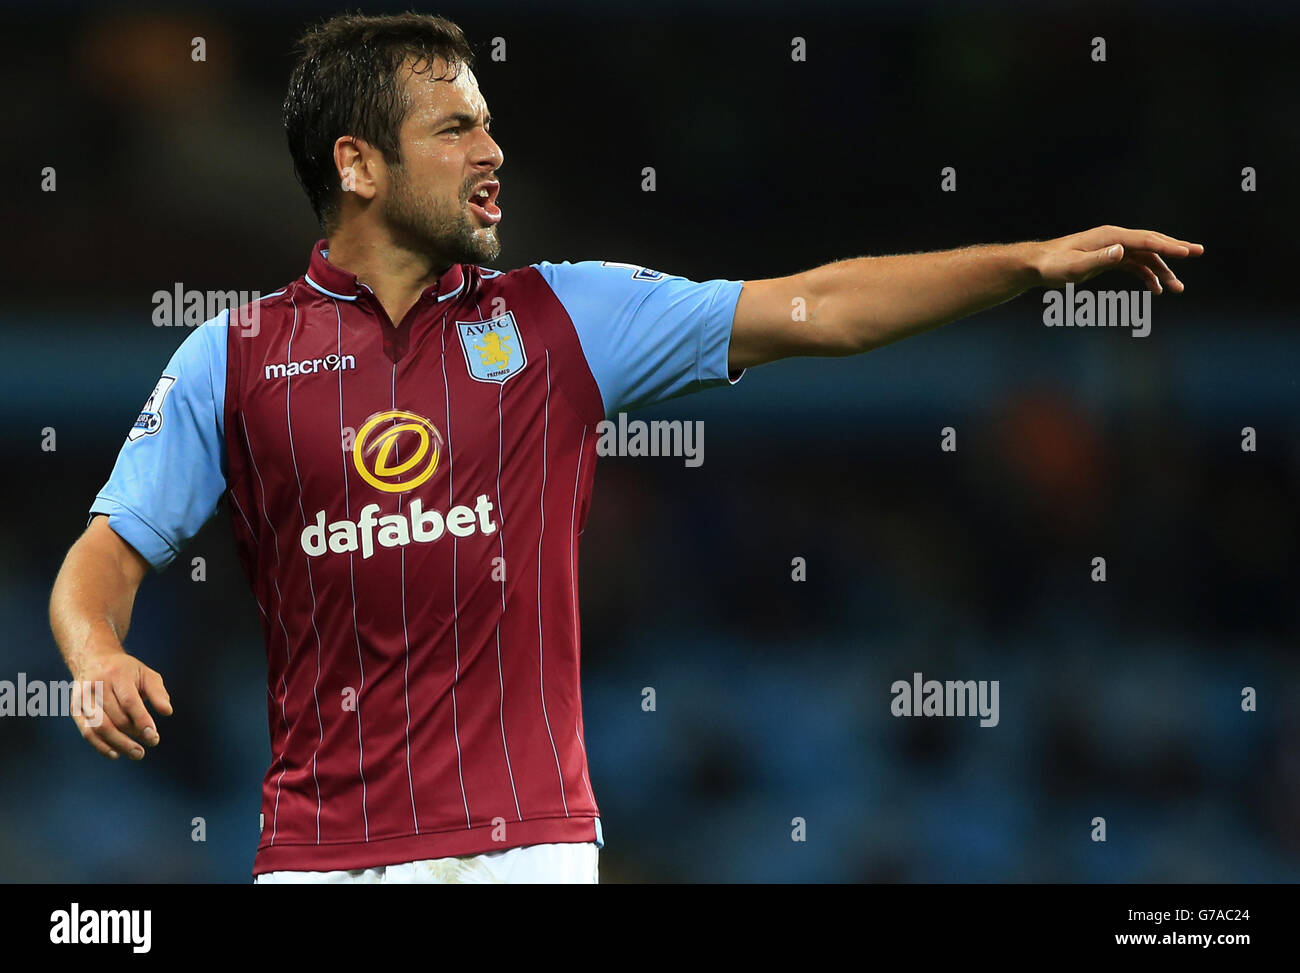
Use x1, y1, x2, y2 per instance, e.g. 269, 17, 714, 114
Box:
88, 312, 229, 572
533, 260, 745, 417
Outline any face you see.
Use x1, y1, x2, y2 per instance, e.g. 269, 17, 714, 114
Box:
381, 57, 504, 264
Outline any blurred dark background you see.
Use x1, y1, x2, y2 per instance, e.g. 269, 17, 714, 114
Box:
2, 0, 1298, 882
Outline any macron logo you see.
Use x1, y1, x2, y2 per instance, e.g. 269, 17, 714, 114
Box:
264, 353, 357, 380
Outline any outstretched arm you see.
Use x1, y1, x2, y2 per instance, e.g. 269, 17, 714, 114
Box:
729, 225, 1204, 370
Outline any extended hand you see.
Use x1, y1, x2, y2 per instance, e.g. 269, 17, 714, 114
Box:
1031, 225, 1204, 294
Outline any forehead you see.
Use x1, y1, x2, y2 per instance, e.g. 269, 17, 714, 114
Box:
402, 56, 486, 120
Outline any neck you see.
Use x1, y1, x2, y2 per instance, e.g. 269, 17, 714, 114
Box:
325, 224, 451, 327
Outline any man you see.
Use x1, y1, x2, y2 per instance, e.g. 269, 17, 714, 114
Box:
48, 12, 1202, 884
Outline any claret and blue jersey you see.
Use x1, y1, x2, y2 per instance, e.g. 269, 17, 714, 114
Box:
89, 242, 744, 873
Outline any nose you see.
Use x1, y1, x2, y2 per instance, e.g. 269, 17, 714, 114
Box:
475, 128, 504, 172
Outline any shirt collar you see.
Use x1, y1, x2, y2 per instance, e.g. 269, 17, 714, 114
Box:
304, 239, 466, 303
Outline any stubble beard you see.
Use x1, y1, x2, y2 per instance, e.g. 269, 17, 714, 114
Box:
384, 164, 501, 266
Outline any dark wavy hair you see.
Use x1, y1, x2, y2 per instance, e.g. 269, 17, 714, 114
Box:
284, 12, 474, 228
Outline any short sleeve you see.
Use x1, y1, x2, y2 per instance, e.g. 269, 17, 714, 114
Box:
88, 312, 229, 572
532, 260, 744, 417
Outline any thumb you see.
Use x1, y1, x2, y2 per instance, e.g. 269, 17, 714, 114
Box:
141, 668, 174, 717
1060, 243, 1123, 283
1093, 243, 1124, 265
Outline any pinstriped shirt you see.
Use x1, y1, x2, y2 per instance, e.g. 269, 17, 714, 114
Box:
90, 241, 743, 873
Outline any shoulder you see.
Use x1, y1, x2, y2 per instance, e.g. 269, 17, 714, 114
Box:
518, 261, 686, 316
528, 259, 678, 287
220, 279, 307, 347
466, 262, 567, 307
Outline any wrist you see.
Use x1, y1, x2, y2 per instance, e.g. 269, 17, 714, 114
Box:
69, 622, 127, 677
1008, 241, 1047, 289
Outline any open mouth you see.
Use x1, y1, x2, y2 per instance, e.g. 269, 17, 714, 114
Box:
467, 181, 501, 225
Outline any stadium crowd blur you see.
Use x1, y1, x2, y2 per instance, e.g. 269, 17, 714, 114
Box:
2, 2, 1296, 881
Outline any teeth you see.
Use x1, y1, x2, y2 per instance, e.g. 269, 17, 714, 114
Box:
476, 188, 489, 198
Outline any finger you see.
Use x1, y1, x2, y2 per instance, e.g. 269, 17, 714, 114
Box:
99, 697, 148, 754
92, 707, 147, 759
115, 678, 160, 747
1143, 229, 1204, 256
104, 684, 145, 741
141, 668, 173, 720
1126, 261, 1162, 294
1081, 226, 1204, 258
1055, 243, 1123, 284
72, 713, 119, 759
1129, 251, 1182, 292
1113, 228, 1194, 258
71, 681, 122, 758
1091, 243, 1126, 272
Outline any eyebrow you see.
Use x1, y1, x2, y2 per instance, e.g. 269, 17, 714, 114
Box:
438, 111, 492, 128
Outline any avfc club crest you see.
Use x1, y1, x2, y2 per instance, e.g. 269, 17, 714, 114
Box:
456, 311, 527, 384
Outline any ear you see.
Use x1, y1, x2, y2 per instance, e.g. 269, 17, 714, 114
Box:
332, 136, 379, 202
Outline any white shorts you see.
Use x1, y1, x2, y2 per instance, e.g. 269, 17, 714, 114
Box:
254, 841, 599, 884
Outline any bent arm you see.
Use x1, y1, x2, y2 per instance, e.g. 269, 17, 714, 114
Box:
50, 516, 172, 760
50, 515, 148, 676
55, 315, 227, 758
